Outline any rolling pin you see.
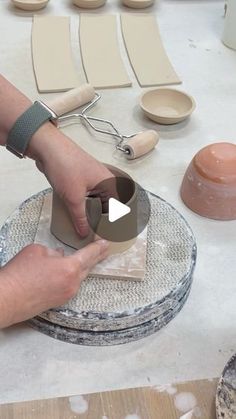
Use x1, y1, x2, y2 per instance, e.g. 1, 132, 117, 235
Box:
46, 84, 159, 159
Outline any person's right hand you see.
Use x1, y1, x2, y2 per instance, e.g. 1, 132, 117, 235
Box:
0, 240, 108, 328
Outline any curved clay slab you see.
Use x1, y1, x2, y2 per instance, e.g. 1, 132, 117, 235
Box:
51, 165, 138, 255
73, 0, 106, 8
35, 193, 144, 281
51, 193, 102, 250
12, 0, 48, 10
121, 14, 181, 87
32, 16, 81, 92
51, 192, 136, 256
79, 14, 131, 89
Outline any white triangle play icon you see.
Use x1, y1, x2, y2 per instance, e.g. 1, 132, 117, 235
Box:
108, 198, 131, 223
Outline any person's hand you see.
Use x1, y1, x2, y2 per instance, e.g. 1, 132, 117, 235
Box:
0, 75, 114, 237
30, 124, 114, 237
0, 240, 108, 328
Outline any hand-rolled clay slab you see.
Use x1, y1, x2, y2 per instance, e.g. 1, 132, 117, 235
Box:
32, 16, 81, 92
73, 0, 106, 8
51, 194, 103, 250
79, 14, 131, 89
12, 0, 49, 10
121, 14, 181, 87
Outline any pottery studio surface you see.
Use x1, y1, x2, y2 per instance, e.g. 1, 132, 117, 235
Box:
0, 0, 236, 410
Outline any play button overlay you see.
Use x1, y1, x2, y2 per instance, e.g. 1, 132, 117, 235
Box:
86, 174, 151, 243
108, 198, 131, 222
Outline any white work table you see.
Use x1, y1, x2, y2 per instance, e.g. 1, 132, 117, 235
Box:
0, 0, 236, 405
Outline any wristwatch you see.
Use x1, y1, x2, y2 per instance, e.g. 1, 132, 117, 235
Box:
6, 101, 57, 159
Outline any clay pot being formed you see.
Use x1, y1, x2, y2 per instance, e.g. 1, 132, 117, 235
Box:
180, 142, 236, 220
50, 164, 138, 254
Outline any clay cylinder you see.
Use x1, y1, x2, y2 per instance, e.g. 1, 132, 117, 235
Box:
50, 164, 137, 254
124, 130, 159, 159
50, 195, 102, 250
180, 142, 236, 220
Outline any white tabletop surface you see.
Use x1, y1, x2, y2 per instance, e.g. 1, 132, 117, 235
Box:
0, 0, 236, 405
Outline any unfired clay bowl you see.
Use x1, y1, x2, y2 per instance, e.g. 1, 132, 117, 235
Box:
12, 0, 49, 11
51, 164, 137, 255
122, 0, 154, 9
140, 88, 196, 125
73, 0, 106, 8
180, 142, 236, 220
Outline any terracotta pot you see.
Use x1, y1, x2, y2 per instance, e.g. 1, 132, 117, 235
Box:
50, 164, 137, 254
180, 142, 236, 220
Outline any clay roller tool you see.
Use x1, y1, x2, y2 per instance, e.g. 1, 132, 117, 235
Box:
47, 84, 159, 160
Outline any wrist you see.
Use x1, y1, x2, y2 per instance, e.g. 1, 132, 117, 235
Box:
0, 75, 32, 147
26, 120, 60, 161
27, 123, 81, 170
0, 271, 17, 328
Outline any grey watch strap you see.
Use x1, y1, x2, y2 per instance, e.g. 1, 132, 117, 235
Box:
6, 101, 57, 159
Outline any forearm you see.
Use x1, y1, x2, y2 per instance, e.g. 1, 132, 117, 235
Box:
0, 270, 18, 328
0, 74, 82, 165
0, 75, 113, 238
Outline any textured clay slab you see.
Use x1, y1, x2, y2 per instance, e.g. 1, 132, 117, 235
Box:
32, 16, 81, 92
121, 14, 181, 87
79, 15, 131, 89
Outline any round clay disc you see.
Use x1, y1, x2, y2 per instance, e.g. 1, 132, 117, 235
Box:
0, 189, 196, 345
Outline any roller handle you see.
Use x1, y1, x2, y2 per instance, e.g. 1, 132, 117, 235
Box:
124, 130, 159, 160
47, 84, 95, 117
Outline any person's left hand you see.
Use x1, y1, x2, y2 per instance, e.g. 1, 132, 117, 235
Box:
30, 124, 114, 237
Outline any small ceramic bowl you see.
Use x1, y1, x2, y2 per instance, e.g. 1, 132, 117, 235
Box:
73, 0, 106, 8
51, 165, 138, 255
12, 0, 49, 11
140, 88, 196, 125
122, 0, 154, 9
180, 142, 236, 220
